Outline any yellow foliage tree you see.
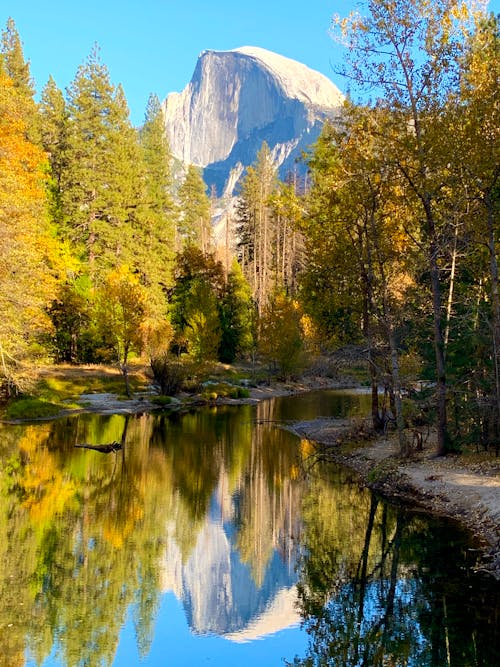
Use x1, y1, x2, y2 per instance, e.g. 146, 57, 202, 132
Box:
259, 291, 304, 379
97, 265, 149, 395
0, 66, 58, 396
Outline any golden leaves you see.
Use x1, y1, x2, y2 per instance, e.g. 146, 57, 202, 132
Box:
0, 68, 58, 372
17, 427, 77, 526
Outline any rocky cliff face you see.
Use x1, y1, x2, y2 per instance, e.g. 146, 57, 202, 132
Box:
162, 47, 344, 197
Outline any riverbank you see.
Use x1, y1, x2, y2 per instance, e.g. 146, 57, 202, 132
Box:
291, 417, 500, 580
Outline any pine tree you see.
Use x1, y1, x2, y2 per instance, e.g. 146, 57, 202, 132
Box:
137, 93, 176, 313
177, 165, 212, 252
61, 46, 142, 279
39, 76, 68, 224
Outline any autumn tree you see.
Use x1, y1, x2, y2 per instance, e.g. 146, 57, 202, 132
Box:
300, 122, 365, 346
0, 17, 39, 142
0, 65, 58, 396
259, 290, 305, 380
304, 106, 418, 453
183, 281, 222, 363
218, 259, 256, 363
97, 266, 149, 395
332, 0, 482, 455
452, 14, 500, 447
169, 247, 226, 360
269, 176, 305, 295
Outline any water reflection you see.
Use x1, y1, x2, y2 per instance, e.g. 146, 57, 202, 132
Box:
291, 479, 500, 667
0, 393, 497, 667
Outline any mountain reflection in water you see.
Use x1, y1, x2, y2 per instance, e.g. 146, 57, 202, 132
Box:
0, 390, 497, 667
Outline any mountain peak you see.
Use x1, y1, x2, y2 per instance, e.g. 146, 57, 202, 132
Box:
229, 46, 344, 107
162, 46, 344, 196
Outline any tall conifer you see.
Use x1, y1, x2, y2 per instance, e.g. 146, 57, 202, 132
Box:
61, 46, 141, 279
40, 76, 68, 225
137, 93, 176, 312
177, 165, 212, 252
236, 142, 277, 312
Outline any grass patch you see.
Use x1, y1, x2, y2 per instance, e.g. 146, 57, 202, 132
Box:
151, 396, 173, 406
1, 363, 153, 421
37, 367, 149, 402
3, 397, 62, 420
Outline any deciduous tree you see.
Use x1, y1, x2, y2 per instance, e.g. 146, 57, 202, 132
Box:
332, 0, 481, 455
0, 66, 58, 395
97, 266, 149, 395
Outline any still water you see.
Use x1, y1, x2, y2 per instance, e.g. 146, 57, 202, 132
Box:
0, 390, 498, 667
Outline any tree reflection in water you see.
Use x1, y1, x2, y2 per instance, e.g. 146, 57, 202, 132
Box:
290, 467, 499, 667
0, 401, 498, 667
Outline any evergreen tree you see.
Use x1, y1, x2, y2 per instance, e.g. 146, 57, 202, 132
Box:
218, 259, 256, 363
61, 46, 142, 279
137, 93, 176, 314
39, 76, 68, 224
48, 275, 97, 363
177, 165, 212, 252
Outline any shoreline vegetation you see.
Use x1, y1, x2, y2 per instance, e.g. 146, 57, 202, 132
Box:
1, 361, 498, 580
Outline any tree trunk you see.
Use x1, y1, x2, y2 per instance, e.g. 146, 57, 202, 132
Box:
486, 190, 500, 448
387, 320, 408, 456
121, 346, 131, 398
428, 224, 448, 456
444, 220, 459, 351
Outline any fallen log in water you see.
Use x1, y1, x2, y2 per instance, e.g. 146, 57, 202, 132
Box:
74, 441, 122, 453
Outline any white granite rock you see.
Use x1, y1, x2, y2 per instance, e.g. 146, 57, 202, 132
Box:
162, 46, 344, 196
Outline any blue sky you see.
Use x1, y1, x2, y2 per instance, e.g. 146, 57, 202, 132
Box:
2, 0, 499, 126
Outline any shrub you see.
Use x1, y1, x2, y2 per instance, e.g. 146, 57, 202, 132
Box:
151, 396, 173, 406
150, 355, 187, 395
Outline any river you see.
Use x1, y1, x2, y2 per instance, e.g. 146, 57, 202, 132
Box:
0, 390, 498, 666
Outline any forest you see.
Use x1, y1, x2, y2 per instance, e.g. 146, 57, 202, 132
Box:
0, 0, 498, 458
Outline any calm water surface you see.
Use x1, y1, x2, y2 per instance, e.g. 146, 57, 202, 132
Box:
0, 390, 498, 667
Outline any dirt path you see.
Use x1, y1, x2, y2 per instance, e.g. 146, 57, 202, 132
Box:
292, 418, 500, 579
